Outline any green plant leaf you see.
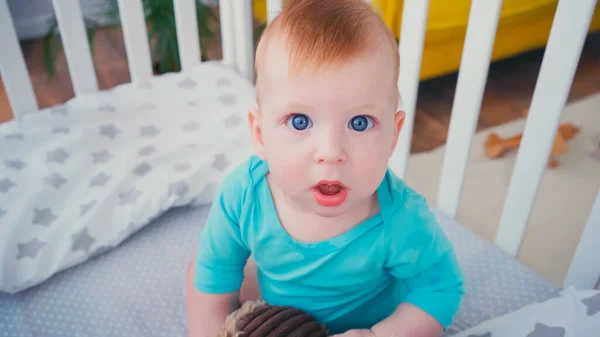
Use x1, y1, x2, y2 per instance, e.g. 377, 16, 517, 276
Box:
42, 17, 60, 82
83, 17, 99, 61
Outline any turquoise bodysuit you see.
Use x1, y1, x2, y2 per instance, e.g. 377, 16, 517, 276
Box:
194, 156, 465, 333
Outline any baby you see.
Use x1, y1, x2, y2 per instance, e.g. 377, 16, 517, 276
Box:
186, 1, 465, 337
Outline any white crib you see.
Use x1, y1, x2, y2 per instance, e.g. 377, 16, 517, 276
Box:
0, 0, 599, 336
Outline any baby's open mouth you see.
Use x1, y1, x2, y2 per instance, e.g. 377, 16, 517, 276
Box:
312, 181, 347, 207
316, 184, 343, 195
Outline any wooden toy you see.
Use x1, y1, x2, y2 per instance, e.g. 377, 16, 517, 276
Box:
484, 109, 580, 168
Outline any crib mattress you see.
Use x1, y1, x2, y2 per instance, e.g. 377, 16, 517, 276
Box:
0, 203, 560, 336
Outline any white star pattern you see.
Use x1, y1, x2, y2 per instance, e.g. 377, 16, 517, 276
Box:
92, 150, 112, 164
99, 124, 120, 139
133, 162, 152, 176
32, 208, 57, 226
212, 153, 229, 172
178, 77, 196, 89
89, 172, 110, 187
140, 125, 161, 137
16, 238, 46, 259
4, 160, 26, 170
218, 93, 236, 106
47, 148, 70, 164
0, 178, 16, 193
224, 114, 242, 128
71, 228, 96, 253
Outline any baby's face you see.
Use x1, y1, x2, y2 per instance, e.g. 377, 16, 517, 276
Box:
250, 37, 404, 218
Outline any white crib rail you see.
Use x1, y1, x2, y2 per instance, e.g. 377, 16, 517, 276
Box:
0, 0, 38, 116
233, 1, 254, 82
267, 0, 284, 24
116, 0, 153, 83
174, 0, 202, 72
494, 0, 598, 257
219, 0, 236, 67
393, 0, 430, 179
565, 191, 600, 289
436, 0, 503, 217
52, 0, 99, 96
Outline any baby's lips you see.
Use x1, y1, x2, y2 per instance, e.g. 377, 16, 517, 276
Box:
314, 180, 345, 188
319, 184, 344, 194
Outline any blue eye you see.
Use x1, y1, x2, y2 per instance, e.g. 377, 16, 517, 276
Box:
349, 115, 374, 132
287, 114, 312, 130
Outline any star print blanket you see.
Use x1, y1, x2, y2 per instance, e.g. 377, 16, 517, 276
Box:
0, 61, 256, 293
450, 287, 600, 337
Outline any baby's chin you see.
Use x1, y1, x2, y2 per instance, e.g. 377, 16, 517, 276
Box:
306, 204, 351, 218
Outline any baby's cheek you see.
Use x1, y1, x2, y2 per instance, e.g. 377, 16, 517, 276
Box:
352, 139, 390, 187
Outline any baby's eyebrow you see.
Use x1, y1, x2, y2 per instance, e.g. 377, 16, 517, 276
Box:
281, 102, 314, 112
343, 101, 388, 115
350, 102, 378, 111
276, 100, 385, 115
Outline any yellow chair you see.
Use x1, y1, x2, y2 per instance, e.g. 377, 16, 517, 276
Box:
253, 0, 600, 81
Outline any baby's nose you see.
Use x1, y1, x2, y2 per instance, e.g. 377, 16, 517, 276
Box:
314, 134, 346, 164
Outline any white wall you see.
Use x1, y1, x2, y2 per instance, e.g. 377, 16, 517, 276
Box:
7, 0, 113, 40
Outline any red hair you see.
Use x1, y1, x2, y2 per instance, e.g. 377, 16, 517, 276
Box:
255, 0, 399, 84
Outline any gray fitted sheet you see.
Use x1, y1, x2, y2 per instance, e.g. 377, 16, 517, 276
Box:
0, 204, 560, 336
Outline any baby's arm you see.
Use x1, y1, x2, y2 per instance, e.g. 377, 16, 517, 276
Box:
370, 251, 464, 337
375, 193, 465, 337
187, 174, 251, 337
187, 284, 240, 337
370, 302, 445, 337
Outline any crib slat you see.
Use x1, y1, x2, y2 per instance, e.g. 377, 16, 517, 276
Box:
233, 0, 254, 82
219, 0, 235, 67
116, 0, 153, 82
267, 0, 284, 23
494, 0, 598, 257
0, 0, 38, 116
52, 0, 98, 96
174, 0, 201, 72
436, 0, 503, 218
392, 0, 430, 178
564, 190, 600, 289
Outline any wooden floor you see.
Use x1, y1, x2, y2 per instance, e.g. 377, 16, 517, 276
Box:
1, 28, 599, 153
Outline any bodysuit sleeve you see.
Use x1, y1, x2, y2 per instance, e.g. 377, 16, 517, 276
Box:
193, 165, 251, 294
384, 190, 465, 329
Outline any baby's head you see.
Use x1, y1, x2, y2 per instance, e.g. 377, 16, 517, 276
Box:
248, 0, 404, 218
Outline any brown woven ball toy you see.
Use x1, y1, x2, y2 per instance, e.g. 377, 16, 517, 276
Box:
218, 300, 328, 337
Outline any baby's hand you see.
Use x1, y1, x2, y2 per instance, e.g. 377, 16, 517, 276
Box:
330, 329, 377, 337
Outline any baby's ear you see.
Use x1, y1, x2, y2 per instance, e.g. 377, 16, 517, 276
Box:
391, 110, 406, 153
248, 107, 266, 160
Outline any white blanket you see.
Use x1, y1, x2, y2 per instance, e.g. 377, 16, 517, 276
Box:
452, 287, 600, 337
0, 61, 256, 293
